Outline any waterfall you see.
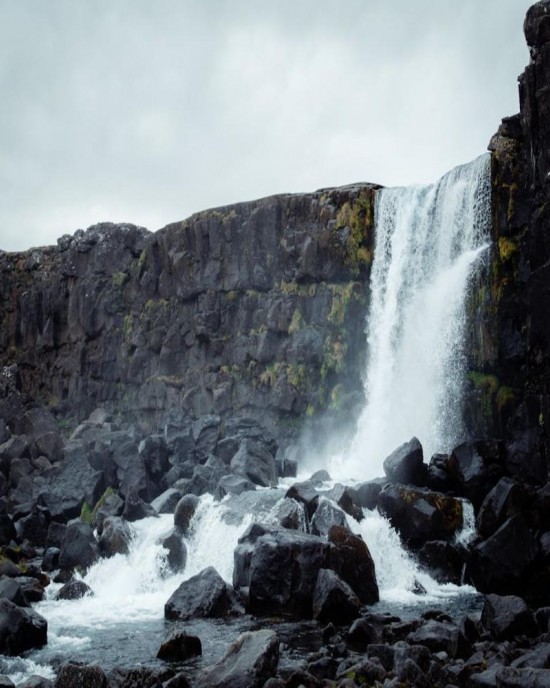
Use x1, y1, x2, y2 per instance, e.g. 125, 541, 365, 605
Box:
332, 154, 491, 480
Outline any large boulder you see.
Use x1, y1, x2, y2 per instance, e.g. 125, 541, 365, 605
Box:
157, 630, 202, 662
467, 515, 537, 594
165, 566, 235, 620
407, 619, 471, 659
476, 477, 524, 539
383, 437, 425, 486
56, 580, 93, 601
198, 629, 279, 688
58, 519, 99, 571
480, 594, 537, 640
244, 529, 332, 617
55, 663, 108, 688
377, 484, 463, 547
448, 441, 503, 509
161, 528, 187, 574
284, 481, 319, 519
416, 540, 465, 585
14, 407, 63, 462
327, 525, 379, 605
0, 599, 47, 655
174, 494, 200, 535
0, 579, 29, 608
312, 568, 361, 624
229, 439, 277, 488
310, 497, 347, 537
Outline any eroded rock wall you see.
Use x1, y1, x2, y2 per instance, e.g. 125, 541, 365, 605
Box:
0, 186, 376, 442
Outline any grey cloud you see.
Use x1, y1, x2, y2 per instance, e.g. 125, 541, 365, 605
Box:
0, 0, 534, 251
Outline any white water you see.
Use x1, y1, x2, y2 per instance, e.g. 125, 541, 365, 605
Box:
331, 154, 491, 480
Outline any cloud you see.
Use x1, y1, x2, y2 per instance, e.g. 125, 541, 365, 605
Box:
0, 0, 533, 251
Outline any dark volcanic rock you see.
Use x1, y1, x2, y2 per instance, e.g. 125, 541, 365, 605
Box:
229, 439, 277, 488
58, 519, 99, 571
327, 525, 379, 604
0, 579, 29, 607
310, 497, 347, 537
476, 476, 524, 539
0, 599, 47, 655
161, 527, 187, 574
198, 629, 279, 688
55, 663, 108, 688
312, 568, 360, 624
173, 494, 199, 535
165, 566, 235, 620
157, 630, 202, 661
97, 516, 133, 557
284, 481, 319, 519
56, 580, 93, 601
480, 593, 537, 640
383, 437, 425, 485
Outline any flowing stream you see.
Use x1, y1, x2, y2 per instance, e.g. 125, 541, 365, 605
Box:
4, 156, 490, 682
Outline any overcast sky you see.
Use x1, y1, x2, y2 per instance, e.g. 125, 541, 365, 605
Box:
0, 0, 534, 252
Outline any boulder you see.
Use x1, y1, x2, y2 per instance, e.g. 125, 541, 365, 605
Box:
476, 477, 524, 539
150, 488, 183, 515
198, 629, 279, 688
233, 523, 273, 592
0, 579, 29, 607
0, 599, 47, 655
407, 619, 471, 658
349, 480, 383, 511
122, 488, 155, 522
138, 434, 171, 487
157, 630, 202, 661
467, 515, 537, 594
17, 676, 52, 688
55, 664, 108, 688
416, 540, 465, 585
174, 494, 200, 535
165, 566, 235, 620
383, 437, 425, 486
230, 439, 277, 488
511, 643, 550, 669
94, 493, 124, 533
271, 498, 306, 531
161, 528, 187, 574
214, 474, 256, 501
495, 667, 550, 687
15, 505, 50, 547
185, 460, 227, 497
0, 510, 15, 544
327, 525, 379, 605
310, 497, 347, 537
245, 529, 332, 617
97, 517, 133, 558
56, 580, 93, 600
312, 568, 361, 624
284, 481, 319, 519
13, 407, 63, 462
58, 519, 99, 571
448, 441, 502, 509
480, 594, 537, 640
42, 547, 60, 572
377, 483, 463, 547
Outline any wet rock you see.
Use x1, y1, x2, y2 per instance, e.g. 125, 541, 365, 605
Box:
122, 488, 155, 522
174, 494, 199, 535
165, 566, 235, 620
45, 521, 67, 549
383, 437, 425, 486
232, 523, 273, 592
0, 510, 16, 544
284, 481, 319, 519
0, 677, 14, 687
185, 458, 227, 497
511, 642, 550, 669
229, 439, 277, 488
0, 579, 29, 607
150, 488, 183, 515
348, 480, 383, 511
407, 618, 471, 659
214, 474, 256, 501
94, 493, 124, 533
328, 525, 379, 605
157, 630, 202, 661
161, 528, 187, 574
58, 519, 99, 571
18, 677, 53, 688
335, 486, 364, 522
16, 576, 46, 603
97, 516, 133, 557
55, 663, 108, 688
138, 434, 171, 488
198, 629, 279, 688
496, 667, 550, 687
480, 594, 537, 640
377, 483, 463, 547
312, 568, 360, 624
56, 580, 93, 600
310, 497, 347, 537
468, 515, 537, 594
416, 540, 465, 585
16, 505, 50, 547
448, 441, 502, 509
0, 599, 47, 655
42, 547, 60, 572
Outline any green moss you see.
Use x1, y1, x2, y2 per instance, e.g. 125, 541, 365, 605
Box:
288, 308, 304, 334
333, 189, 374, 274
279, 281, 317, 297
498, 236, 518, 262
287, 363, 307, 391
91, 487, 116, 522
496, 386, 515, 413
328, 283, 356, 325
468, 372, 499, 394
112, 271, 129, 288
80, 502, 93, 526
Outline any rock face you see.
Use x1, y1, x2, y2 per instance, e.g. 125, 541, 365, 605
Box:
0, 186, 376, 444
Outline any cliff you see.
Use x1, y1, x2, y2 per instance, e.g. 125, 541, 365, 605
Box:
0, 185, 376, 444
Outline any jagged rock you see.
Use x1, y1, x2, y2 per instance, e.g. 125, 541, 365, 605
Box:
284, 481, 319, 519
214, 474, 256, 501
511, 643, 550, 669
16, 505, 50, 547
56, 580, 93, 600
416, 540, 466, 585
377, 483, 463, 547
349, 480, 383, 511
174, 494, 199, 535
407, 619, 471, 659
310, 497, 347, 537
165, 566, 235, 620
16, 676, 52, 688
383, 437, 425, 486
0, 579, 29, 607
150, 488, 183, 514
55, 664, 108, 688
0, 599, 47, 655
122, 488, 155, 522
157, 630, 202, 661
42, 547, 60, 572
476, 477, 524, 539
97, 516, 133, 557
233, 523, 272, 593
468, 515, 537, 594
447, 441, 502, 509
94, 493, 124, 533
271, 498, 306, 531
198, 629, 279, 688
229, 439, 277, 488
58, 519, 99, 571
312, 568, 360, 624
480, 594, 537, 640
13, 407, 63, 462
138, 434, 171, 488
185, 459, 227, 497
327, 525, 379, 605
0, 509, 16, 544
310, 469, 331, 484
45, 521, 67, 548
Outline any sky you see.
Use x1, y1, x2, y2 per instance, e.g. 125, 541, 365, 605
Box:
0, 0, 534, 252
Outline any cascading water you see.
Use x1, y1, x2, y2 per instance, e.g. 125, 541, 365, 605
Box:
332, 154, 491, 480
